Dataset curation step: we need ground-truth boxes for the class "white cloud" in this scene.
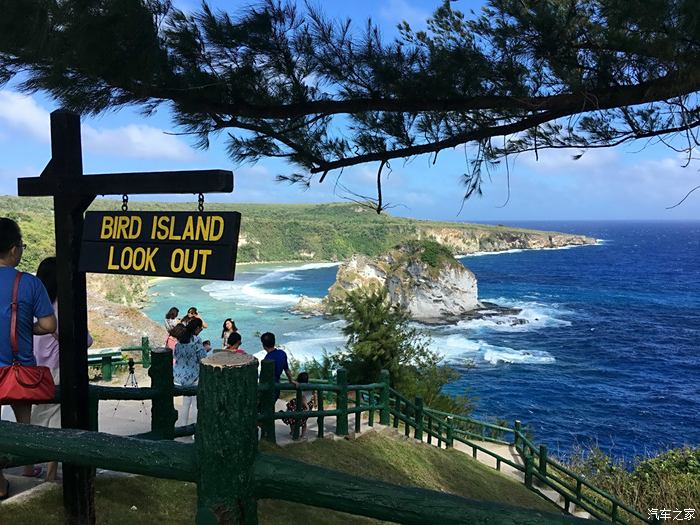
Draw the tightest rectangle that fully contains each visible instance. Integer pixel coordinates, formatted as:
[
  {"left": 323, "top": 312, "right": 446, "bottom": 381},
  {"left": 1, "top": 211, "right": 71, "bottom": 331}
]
[
  {"left": 0, "top": 91, "right": 50, "bottom": 141},
  {"left": 0, "top": 91, "right": 195, "bottom": 161},
  {"left": 81, "top": 124, "right": 195, "bottom": 161}
]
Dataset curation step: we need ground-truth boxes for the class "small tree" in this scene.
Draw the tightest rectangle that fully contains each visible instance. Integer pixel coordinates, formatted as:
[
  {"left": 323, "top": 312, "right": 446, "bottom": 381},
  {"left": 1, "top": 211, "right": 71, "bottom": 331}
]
[{"left": 335, "top": 286, "right": 472, "bottom": 415}]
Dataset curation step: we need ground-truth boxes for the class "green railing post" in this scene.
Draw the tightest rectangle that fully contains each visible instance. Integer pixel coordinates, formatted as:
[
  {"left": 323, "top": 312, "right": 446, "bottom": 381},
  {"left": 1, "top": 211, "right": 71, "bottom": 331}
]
[
  {"left": 538, "top": 444, "right": 548, "bottom": 479},
  {"left": 414, "top": 396, "right": 424, "bottom": 441},
  {"left": 259, "top": 360, "right": 276, "bottom": 444},
  {"left": 196, "top": 352, "right": 258, "bottom": 524},
  {"left": 576, "top": 479, "right": 582, "bottom": 503},
  {"left": 524, "top": 453, "right": 533, "bottom": 488},
  {"left": 514, "top": 420, "right": 521, "bottom": 449},
  {"left": 88, "top": 387, "right": 99, "bottom": 432},
  {"left": 446, "top": 416, "right": 454, "bottom": 449},
  {"left": 379, "top": 369, "right": 390, "bottom": 425},
  {"left": 100, "top": 355, "right": 112, "bottom": 382},
  {"left": 292, "top": 386, "right": 302, "bottom": 441},
  {"left": 149, "top": 348, "right": 176, "bottom": 440},
  {"left": 354, "top": 390, "right": 362, "bottom": 434},
  {"left": 141, "top": 336, "right": 151, "bottom": 368},
  {"left": 316, "top": 384, "right": 325, "bottom": 439},
  {"left": 336, "top": 368, "right": 348, "bottom": 436}
]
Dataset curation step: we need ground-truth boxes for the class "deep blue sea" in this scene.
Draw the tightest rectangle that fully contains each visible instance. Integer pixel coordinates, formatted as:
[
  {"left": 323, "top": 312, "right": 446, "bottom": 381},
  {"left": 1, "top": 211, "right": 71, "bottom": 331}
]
[{"left": 144, "top": 221, "right": 700, "bottom": 459}]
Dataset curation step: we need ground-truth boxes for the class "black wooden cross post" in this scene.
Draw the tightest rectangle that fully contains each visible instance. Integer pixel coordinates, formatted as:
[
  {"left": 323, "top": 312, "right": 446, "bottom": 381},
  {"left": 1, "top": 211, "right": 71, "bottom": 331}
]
[{"left": 17, "top": 110, "right": 233, "bottom": 525}]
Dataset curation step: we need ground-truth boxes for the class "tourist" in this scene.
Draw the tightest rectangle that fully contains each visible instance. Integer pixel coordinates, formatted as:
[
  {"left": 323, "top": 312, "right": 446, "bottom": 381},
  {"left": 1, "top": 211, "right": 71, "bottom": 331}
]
[
  {"left": 282, "top": 372, "right": 314, "bottom": 439},
  {"left": 28, "top": 257, "right": 94, "bottom": 482},
  {"left": 173, "top": 317, "right": 207, "bottom": 427},
  {"left": 220, "top": 318, "right": 237, "bottom": 349},
  {"left": 225, "top": 332, "right": 246, "bottom": 354},
  {"left": 0, "top": 218, "right": 57, "bottom": 498},
  {"left": 260, "top": 332, "right": 297, "bottom": 400},
  {"left": 164, "top": 307, "right": 180, "bottom": 350},
  {"left": 183, "top": 306, "right": 208, "bottom": 329}
]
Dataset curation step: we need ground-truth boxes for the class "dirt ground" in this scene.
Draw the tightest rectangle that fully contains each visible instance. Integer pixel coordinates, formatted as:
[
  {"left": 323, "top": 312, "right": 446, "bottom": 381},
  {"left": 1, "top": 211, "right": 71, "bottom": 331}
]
[{"left": 87, "top": 290, "right": 165, "bottom": 349}]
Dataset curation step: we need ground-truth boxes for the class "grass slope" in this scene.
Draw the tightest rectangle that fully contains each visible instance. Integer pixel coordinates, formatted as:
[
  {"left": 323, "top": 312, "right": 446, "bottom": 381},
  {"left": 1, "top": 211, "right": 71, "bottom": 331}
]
[
  {"left": 0, "top": 431, "right": 559, "bottom": 524},
  {"left": 0, "top": 196, "right": 576, "bottom": 271}
]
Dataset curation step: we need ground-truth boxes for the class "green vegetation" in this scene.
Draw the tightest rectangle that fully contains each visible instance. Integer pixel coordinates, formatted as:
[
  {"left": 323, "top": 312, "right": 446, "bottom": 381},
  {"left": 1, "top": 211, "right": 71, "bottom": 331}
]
[
  {"left": 565, "top": 446, "right": 700, "bottom": 524},
  {"left": 410, "top": 239, "right": 456, "bottom": 269},
  {"left": 0, "top": 196, "right": 576, "bottom": 272},
  {"left": 0, "top": 431, "right": 558, "bottom": 524},
  {"left": 329, "top": 286, "right": 472, "bottom": 415}
]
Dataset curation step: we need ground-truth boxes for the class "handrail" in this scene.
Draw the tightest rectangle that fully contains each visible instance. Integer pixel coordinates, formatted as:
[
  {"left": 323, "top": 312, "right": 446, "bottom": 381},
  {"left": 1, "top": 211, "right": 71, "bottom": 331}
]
[
  {"left": 425, "top": 407, "right": 513, "bottom": 434},
  {"left": 509, "top": 429, "right": 652, "bottom": 524},
  {"left": 68, "top": 349, "right": 651, "bottom": 524}
]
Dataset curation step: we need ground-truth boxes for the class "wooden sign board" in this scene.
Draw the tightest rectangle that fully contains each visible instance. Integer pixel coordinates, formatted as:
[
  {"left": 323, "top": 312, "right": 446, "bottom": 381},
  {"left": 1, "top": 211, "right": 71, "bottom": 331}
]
[{"left": 79, "top": 211, "right": 241, "bottom": 280}]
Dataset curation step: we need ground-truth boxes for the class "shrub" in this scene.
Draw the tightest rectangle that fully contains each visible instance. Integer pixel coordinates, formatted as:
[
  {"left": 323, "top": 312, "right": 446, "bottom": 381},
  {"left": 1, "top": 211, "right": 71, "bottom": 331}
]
[{"left": 331, "top": 286, "right": 472, "bottom": 415}]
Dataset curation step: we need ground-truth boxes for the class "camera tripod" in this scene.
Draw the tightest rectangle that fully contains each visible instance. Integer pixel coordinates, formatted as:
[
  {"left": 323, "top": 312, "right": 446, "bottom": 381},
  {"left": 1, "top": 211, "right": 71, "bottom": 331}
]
[{"left": 112, "top": 358, "right": 149, "bottom": 417}]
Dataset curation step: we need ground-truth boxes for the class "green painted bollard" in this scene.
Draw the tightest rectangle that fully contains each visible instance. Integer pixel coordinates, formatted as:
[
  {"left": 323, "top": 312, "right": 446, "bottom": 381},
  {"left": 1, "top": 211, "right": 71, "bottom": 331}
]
[
  {"left": 379, "top": 369, "right": 390, "bottom": 425},
  {"left": 259, "top": 360, "right": 276, "bottom": 444},
  {"left": 316, "top": 385, "right": 325, "bottom": 439},
  {"left": 141, "top": 337, "right": 151, "bottom": 368},
  {"left": 292, "top": 385, "right": 303, "bottom": 441},
  {"left": 354, "top": 390, "right": 362, "bottom": 434},
  {"left": 524, "top": 453, "right": 533, "bottom": 488},
  {"left": 196, "top": 352, "right": 258, "bottom": 525},
  {"left": 101, "top": 356, "right": 112, "bottom": 382},
  {"left": 336, "top": 368, "right": 348, "bottom": 436},
  {"left": 514, "top": 420, "right": 521, "bottom": 450},
  {"left": 414, "top": 396, "right": 424, "bottom": 441},
  {"left": 88, "top": 387, "right": 99, "bottom": 432},
  {"left": 538, "top": 444, "right": 547, "bottom": 479},
  {"left": 446, "top": 416, "right": 454, "bottom": 449},
  {"left": 149, "top": 348, "right": 177, "bottom": 440}
]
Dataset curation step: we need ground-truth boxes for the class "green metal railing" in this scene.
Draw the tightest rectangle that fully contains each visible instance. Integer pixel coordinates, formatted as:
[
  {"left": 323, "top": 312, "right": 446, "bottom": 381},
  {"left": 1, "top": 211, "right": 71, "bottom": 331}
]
[
  {"left": 397, "top": 407, "right": 656, "bottom": 525},
  {"left": 0, "top": 342, "right": 651, "bottom": 525},
  {"left": 88, "top": 336, "right": 151, "bottom": 381},
  {"left": 0, "top": 351, "right": 591, "bottom": 525}
]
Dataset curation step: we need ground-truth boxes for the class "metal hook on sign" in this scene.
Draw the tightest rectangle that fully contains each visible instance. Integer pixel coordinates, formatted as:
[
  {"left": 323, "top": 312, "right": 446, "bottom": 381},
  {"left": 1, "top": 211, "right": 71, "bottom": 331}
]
[
  {"left": 121, "top": 194, "right": 129, "bottom": 212},
  {"left": 197, "top": 192, "right": 205, "bottom": 212}
]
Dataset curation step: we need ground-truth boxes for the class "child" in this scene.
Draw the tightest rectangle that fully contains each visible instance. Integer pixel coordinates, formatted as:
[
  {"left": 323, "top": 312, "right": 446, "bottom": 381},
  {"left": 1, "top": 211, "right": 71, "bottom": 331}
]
[
  {"left": 225, "top": 332, "right": 247, "bottom": 354},
  {"left": 202, "top": 340, "right": 212, "bottom": 357},
  {"left": 282, "top": 372, "right": 314, "bottom": 439}
]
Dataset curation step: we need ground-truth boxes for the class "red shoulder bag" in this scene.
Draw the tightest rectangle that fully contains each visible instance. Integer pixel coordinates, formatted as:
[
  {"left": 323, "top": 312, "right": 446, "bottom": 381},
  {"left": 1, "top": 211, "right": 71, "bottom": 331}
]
[{"left": 0, "top": 272, "right": 56, "bottom": 403}]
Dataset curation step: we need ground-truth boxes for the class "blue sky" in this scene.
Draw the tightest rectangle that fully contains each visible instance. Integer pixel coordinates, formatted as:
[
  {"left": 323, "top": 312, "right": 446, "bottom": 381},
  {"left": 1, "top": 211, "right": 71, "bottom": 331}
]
[{"left": 0, "top": 0, "right": 698, "bottom": 221}]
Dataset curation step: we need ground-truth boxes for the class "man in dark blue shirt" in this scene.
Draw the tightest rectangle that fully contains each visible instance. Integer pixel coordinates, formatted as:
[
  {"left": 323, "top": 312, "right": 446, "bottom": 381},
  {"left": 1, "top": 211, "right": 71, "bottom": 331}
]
[
  {"left": 261, "top": 332, "right": 296, "bottom": 400},
  {"left": 0, "top": 218, "right": 56, "bottom": 498}
]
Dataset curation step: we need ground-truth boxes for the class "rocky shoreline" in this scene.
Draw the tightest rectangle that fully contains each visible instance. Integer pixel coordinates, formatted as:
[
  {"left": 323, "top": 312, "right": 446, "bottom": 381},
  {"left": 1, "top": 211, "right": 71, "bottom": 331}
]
[{"left": 86, "top": 235, "right": 596, "bottom": 346}]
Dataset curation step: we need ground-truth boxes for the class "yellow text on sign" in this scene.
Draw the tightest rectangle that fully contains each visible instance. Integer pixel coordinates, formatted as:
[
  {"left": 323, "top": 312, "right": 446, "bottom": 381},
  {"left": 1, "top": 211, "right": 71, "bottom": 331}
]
[
  {"left": 150, "top": 215, "right": 225, "bottom": 241},
  {"left": 100, "top": 216, "right": 142, "bottom": 240},
  {"left": 107, "top": 246, "right": 158, "bottom": 272},
  {"left": 106, "top": 246, "right": 213, "bottom": 275},
  {"left": 170, "top": 249, "right": 212, "bottom": 275}
]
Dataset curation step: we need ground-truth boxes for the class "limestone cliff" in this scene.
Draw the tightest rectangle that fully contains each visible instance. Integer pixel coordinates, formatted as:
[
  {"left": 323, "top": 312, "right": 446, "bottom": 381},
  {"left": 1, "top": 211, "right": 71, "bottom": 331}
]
[
  {"left": 326, "top": 240, "right": 479, "bottom": 323},
  {"left": 417, "top": 226, "right": 594, "bottom": 254}
]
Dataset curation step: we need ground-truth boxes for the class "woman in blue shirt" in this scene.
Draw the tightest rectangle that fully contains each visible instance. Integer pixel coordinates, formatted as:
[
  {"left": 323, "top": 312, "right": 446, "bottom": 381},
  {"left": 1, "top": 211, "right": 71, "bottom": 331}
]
[{"left": 173, "top": 317, "right": 206, "bottom": 427}]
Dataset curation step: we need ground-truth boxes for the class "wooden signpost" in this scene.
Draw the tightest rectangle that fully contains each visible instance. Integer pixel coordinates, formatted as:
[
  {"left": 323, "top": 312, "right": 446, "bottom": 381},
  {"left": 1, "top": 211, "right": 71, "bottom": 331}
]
[{"left": 17, "top": 110, "right": 235, "bottom": 525}]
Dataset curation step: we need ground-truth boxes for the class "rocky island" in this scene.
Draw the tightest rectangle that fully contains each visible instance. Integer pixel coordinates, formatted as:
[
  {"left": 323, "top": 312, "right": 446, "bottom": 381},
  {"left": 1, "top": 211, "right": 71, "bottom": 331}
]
[{"left": 294, "top": 240, "right": 527, "bottom": 324}]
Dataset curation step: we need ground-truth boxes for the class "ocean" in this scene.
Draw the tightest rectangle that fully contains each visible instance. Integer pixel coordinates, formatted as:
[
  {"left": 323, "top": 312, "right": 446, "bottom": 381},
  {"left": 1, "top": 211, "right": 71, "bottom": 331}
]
[{"left": 143, "top": 221, "right": 700, "bottom": 460}]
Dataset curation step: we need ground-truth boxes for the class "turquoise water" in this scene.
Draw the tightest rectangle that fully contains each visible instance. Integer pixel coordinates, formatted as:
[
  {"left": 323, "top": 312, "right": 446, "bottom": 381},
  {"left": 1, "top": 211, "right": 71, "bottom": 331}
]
[{"left": 143, "top": 222, "right": 700, "bottom": 458}]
